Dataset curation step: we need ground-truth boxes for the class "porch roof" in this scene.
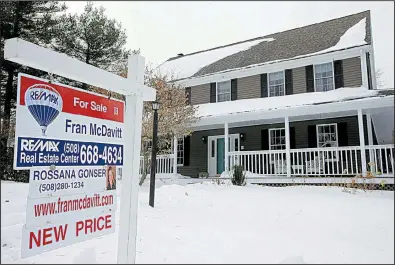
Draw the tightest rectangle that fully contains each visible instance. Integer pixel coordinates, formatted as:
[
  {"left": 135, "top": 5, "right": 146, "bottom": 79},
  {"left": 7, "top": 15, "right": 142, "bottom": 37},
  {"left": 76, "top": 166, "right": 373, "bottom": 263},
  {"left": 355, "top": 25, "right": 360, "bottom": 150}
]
[{"left": 193, "top": 87, "right": 394, "bottom": 130}]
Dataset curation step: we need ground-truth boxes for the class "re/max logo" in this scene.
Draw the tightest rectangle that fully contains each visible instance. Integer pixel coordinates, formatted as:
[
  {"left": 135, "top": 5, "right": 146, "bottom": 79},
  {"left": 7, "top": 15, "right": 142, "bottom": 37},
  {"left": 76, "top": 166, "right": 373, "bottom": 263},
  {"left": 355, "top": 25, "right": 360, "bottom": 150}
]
[
  {"left": 20, "top": 139, "right": 59, "bottom": 152},
  {"left": 30, "top": 91, "right": 59, "bottom": 104}
]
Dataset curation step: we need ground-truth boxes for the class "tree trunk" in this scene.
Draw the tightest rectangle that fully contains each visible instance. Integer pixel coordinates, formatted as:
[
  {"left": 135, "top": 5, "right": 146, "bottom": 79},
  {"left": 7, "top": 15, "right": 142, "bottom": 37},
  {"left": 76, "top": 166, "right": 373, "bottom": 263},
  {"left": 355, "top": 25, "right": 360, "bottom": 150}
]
[
  {"left": 81, "top": 50, "right": 90, "bottom": 90},
  {"left": 0, "top": 67, "right": 14, "bottom": 179}
]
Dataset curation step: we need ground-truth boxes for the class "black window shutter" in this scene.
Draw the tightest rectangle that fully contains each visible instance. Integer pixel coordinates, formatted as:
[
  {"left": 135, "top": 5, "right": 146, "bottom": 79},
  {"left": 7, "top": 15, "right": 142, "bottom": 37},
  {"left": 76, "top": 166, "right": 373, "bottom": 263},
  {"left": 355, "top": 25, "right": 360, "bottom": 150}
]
[
  {"left": 334, "top": 60, "right": 344, "bottom": 89},
  {"left": 210, "top": 83, "right": 216, "bottom": 103},
  {"left": 305, "top": 65, "right": 315, "bottom": 93},
  {"left": 285, "top": 69, "right": 293, "bottom": 95},
  {"left": 261, "top": 74, "right": 268, "bottom": 98},
  {"left": 185, "top": 87, "right": 191, "bottom": 105},
  {"left": 337, "top": 122, "right": 348, "bottom": 146},
  {"left": 366, "top": 52, "right": 373, "bottom": 90},
  {"left": 183, "top": 135, "right": 191, "bottom": 166},
  {"left": 231, "top": 79, "right": 237, "bottom": 100},
  {"left": 261, "top": 129, "right": 269, "bottom": 150},
  {"left": 290, "top": 127, "right": 296, "bottom": 149},
  {"left": 307, "top": 125, "right": 317, "bottom": 148}
]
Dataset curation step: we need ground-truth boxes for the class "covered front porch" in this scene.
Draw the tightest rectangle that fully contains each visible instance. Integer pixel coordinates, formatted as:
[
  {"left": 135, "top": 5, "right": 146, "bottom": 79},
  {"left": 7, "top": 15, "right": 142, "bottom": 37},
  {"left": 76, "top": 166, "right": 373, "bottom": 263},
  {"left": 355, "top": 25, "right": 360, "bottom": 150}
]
[
  {"left": 140, "top": 88, "right": 394, "bottom": 184},
  {"left": 187, "top": 88, "right": 394, "bottom": 182}
]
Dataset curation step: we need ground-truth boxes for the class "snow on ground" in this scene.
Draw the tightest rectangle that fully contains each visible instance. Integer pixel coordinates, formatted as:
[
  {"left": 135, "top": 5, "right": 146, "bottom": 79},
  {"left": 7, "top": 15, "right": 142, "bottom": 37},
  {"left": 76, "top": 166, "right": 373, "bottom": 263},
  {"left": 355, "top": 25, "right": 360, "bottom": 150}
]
[
  {"left": 196, "top": 87, "right": 379, "bottom": 118},
  {"left": 156, "top": 38, "right": 275, "bottom": 80},
  {"left": 1, "top": 180, "right": 394, "bottom": 264}
]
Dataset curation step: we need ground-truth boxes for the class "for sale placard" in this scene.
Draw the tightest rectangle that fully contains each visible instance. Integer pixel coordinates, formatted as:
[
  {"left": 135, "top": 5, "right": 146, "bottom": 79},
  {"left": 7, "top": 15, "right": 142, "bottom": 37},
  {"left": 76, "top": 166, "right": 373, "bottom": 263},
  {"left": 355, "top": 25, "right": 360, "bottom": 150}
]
[
  {"left": 14, "top": 74, "right": 123, "bottom": 258},
  {"left": 14, "top": 73, "right": 125, "bottom": 169}
]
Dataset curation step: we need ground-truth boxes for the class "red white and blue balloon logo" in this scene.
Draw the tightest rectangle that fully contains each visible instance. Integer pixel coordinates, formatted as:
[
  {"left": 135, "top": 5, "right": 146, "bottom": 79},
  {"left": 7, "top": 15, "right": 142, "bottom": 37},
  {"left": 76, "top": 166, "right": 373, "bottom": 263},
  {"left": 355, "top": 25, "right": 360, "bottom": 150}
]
[{"left": 24, "top": 84, "right": 63, "bottom": 136}]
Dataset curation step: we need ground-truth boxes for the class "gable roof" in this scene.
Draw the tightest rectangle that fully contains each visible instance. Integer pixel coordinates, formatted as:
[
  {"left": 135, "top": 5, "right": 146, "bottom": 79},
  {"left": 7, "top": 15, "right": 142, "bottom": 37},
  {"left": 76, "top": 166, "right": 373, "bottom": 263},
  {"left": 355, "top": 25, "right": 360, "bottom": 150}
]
[{"left": 158, "top": 10, "right": 371, "bottom": 81}]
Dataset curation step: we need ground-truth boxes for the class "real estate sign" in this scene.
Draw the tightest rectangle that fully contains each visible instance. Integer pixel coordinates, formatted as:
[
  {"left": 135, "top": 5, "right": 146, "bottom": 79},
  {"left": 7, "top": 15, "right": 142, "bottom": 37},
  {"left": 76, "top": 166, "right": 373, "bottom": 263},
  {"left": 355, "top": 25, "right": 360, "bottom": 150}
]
[{"left": 14, "top": 74, "right": 124, "bottom": 258}]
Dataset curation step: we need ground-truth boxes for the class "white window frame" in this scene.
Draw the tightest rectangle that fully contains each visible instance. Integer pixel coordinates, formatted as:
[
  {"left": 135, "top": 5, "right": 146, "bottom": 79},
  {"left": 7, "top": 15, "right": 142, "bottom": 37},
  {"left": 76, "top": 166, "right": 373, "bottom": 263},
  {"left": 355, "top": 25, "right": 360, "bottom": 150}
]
[
  {"left": 316, "top": 123, "right": 339, "bottom": 148},
  {"left": 267, "top": 70, "right": 285, "bottom": 97},
  {"left": 268, "top": 128, "right": 286, "bottom": 150},
  {"left": 176, "top": 137, "right": 184, "bottom": 166},
  {"left": 313, "top": 61, "right": 335, "bottom": 92},
  {"left": 216, "top": 80, "right": 231, "bottom": 102}
]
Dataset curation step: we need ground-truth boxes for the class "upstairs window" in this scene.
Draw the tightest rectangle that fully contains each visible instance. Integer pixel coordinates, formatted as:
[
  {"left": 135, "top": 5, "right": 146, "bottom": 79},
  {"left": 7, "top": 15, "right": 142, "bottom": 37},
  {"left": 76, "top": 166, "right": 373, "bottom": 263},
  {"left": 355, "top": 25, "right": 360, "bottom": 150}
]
[
  {"left": 268, "top": 71, "right": 285, "bottom": 97},
  {"left": 217, "top": 80, "right": 231, "bottom": 102},
  {"left": 314, "top": 62, "right": 334, "bottom": 92}
]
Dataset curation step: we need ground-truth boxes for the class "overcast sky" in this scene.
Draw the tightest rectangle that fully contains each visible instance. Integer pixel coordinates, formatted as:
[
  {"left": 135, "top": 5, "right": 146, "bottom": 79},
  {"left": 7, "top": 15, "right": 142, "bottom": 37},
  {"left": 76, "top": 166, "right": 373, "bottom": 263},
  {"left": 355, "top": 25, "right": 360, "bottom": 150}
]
[{"left": 65, "top": 1, "right": 394, "bottom": 88}]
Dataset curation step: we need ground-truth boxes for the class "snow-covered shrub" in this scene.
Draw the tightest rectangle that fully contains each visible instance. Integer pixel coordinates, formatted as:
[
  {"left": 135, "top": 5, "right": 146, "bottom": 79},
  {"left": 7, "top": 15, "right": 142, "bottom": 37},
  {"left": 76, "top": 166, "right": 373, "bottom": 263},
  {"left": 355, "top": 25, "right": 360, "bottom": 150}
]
[
  {"left": 199, "top": 172, "right": 209, "bottom": 178},
  {"left": 231, "top": 165, "right": 246, "bottom": 186}
]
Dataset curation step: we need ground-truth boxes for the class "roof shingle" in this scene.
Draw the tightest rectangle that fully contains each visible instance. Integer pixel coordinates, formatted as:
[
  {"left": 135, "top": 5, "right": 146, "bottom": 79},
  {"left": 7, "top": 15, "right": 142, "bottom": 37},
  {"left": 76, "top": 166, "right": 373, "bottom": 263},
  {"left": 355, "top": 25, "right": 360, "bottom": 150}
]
[{"left": 160, "top": 10, "right": 371, "bottom": 81}]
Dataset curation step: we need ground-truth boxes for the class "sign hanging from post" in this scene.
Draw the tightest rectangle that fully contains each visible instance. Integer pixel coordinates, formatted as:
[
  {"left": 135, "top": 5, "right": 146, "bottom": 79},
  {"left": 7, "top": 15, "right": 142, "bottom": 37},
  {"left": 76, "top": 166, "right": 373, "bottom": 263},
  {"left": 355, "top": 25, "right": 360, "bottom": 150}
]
[
  {"left": 14, "top": 74, "right": 124, "bottom": 169},
  {"left": 6, "top": 38, "right": 156, "bottom": 264},
  {"left": 14, "top": 73, "right": 125, "bottom": 258}
]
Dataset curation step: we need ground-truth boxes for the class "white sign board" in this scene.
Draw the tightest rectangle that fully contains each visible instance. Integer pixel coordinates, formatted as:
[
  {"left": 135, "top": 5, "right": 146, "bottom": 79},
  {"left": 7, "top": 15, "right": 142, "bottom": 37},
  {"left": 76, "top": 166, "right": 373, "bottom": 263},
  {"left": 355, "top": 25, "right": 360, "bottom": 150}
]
[
  {"left": 14, "top": 73, "right": 124, "bottom": 258},
  {"left": 21, "top": 211, "right": 116, "bottom": 258},
  {"left": 14, "top": 73, "right": 124, "bottom": 169}
]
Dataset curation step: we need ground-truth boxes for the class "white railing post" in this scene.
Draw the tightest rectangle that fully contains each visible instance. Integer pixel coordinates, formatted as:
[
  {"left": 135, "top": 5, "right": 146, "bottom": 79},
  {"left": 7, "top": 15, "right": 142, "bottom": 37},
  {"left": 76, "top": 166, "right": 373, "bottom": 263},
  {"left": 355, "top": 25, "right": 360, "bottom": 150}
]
[
  {"left": 358, "top": 109, "right": 367, "bottom": 177},
  {"left": 173, "top": 136, "right": 178, "bottom": 176},
  {"left": 366, "top": 112, "right": 375, "bottom": 174},
  {"left": 285, "top": 116, "right": 291, "bottom": 177},
  {"left": 224, "top": 122, "right": 229, "bottom": 172}
]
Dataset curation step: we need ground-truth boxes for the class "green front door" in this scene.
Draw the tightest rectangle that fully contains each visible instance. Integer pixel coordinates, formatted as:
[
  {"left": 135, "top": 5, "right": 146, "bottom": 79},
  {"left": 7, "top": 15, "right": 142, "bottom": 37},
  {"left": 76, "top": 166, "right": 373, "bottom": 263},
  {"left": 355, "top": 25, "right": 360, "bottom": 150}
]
[{"left": 217, "top": 138, "right": 225, "bottom": 174}]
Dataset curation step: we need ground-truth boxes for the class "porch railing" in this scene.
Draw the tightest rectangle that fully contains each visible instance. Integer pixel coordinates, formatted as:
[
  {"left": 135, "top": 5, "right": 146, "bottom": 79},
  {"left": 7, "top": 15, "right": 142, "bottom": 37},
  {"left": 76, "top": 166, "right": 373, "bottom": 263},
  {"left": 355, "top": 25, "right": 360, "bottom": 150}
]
[
  {"left": 229, "top": 144, "right": 394, "bottom": 177},
  {"left": 139, "top": 154, "right": 175, "bottom": 175},
  {"left": 366, "top": 145, "right": 394, "bottom": 176}
]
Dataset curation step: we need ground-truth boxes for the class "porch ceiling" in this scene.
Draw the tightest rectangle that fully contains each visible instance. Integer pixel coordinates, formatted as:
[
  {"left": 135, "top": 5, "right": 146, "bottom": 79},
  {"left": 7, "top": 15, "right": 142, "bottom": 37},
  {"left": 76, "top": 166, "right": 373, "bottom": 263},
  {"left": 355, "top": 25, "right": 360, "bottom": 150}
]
[{"left": 192, "top": 93, "right": 394, "bottom": 131}]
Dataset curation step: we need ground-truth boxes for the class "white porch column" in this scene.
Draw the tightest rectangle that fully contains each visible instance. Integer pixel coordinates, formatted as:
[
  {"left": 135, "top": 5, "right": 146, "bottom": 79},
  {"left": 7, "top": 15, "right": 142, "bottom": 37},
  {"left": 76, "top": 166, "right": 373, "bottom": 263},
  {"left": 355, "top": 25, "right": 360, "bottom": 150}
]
[
  {"left": 360, "top": 49, "right": 369, "bottom": 88},
  {"left": 366, "top": 112, "right": 375, "bottom": 173},
  {"left": 285, "top": 116, "right": 291, "bottom": 177},
  {"left": 358, "top": 109, "right": 367, "bottom": 177},
  {"left": 224, "top": 122, "right": 229, "bottom": 172},
  {"left": 173, "top": 136, "right": 178, "bottom": 176}
]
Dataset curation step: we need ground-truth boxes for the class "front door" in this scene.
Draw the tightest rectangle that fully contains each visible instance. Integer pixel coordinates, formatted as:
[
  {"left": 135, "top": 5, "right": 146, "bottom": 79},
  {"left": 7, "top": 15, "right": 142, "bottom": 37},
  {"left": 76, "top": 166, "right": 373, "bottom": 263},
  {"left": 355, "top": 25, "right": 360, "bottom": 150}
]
[
  {"left": 208, "top": 134, "right": 240, "bottom": 176},
  {"left": 217, "top": 138, "right": 225, "bottom": 174}
]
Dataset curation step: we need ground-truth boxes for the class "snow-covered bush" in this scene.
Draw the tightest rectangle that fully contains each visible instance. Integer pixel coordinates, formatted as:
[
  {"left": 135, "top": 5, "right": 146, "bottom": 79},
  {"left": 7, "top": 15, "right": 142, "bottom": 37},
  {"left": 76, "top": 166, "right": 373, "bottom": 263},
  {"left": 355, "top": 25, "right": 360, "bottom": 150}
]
[
  {"left": 231, "top": 165, "right": 246, "bottom": 186},
  {"left": 199, "top": 172, "right": 209, "bottom": 178}
]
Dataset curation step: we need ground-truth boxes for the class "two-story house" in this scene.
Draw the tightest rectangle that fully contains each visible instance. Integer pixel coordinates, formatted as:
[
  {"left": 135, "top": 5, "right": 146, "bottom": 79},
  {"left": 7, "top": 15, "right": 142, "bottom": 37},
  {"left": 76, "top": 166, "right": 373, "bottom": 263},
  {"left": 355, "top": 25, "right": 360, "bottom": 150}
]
[{"left": 155, "top": 10, "right": 394, "bottom": 182}]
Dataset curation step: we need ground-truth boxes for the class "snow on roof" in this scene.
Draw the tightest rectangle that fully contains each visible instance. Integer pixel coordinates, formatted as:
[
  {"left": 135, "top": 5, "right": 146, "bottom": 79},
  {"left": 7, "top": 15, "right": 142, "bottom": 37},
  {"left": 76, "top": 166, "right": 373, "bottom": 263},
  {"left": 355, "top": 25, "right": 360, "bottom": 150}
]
[
  {"left": 156, "top": 38, "right": 275, "bottom": 80},
  {"left": 157, "top": 11, "right": 370, "bottom": 81},
  {"left": 180, "top": 17, "right": 369, "bottom": 81},
  {"left": 196, "top": 87, "right": 383, "bottom": 118},
  {"left": 299, "top": 17, "right": 367, "bottom": 57}
]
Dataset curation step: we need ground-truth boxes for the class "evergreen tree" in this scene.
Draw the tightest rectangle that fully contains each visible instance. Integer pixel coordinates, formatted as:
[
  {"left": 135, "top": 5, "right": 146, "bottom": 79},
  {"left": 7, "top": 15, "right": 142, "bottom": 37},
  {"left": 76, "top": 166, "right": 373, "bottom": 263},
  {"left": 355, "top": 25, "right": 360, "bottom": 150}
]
[
  {"left": 52, "top": 2, "right": 130, "bottom": 89},
  {"left": 0, "top": 1, "right": 66, "bottom": 180}
]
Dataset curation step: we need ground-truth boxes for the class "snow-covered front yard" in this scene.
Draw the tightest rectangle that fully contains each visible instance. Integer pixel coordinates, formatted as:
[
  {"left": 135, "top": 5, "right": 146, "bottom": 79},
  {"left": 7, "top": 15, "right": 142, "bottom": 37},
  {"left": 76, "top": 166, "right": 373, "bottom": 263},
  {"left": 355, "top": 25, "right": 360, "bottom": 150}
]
[{"left": 1, "top": 180, "right": 394, "bottom": 264}]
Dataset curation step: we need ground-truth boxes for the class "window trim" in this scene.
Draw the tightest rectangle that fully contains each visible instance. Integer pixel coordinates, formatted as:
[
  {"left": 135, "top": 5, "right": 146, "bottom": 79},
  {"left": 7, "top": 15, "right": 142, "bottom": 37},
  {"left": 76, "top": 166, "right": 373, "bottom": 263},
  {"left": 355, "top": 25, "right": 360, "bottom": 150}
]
[
  {"left": 313, "top": 61, "right": 336, "bottom": 92},
  {"left": 268, "top": 127, "right": 286, "bottom": 150},
  {"left": 267, "top": 70, "right": 286, "bottom": 97},
  {"left": 216, "top": 80, "right": 231, "bottom": 102},
  {"left": 316, "top": 123, "right": 339, "bottom": 148}
]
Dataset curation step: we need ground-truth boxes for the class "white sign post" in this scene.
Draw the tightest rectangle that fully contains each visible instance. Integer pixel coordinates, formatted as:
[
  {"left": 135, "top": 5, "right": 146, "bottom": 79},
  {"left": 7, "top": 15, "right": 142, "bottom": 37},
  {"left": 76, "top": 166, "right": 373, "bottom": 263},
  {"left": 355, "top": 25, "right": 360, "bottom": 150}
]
[{"left": 5, "top": 38, "right": 156, "bottom": 263}]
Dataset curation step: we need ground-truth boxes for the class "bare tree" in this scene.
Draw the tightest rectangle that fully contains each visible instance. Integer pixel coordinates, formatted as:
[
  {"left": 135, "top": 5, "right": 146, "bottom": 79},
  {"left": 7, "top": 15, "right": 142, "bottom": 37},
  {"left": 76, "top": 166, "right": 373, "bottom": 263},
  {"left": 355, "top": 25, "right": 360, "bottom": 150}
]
[
  {"left": 89, "top": 65, "right": 199, "bottom": 185},
  {"left": 138, "top": 67, "right": 199, "bottom": 185}
]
